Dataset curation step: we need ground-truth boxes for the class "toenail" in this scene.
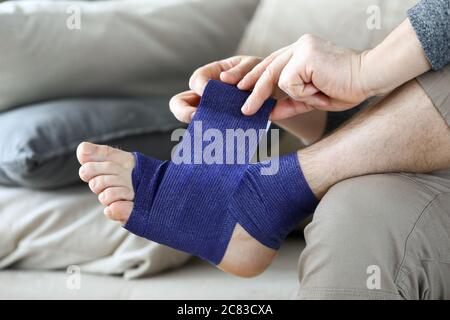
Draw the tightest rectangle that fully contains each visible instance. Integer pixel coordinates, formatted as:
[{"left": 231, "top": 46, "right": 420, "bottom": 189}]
[{"left": 82, "top": 142, "right": 93, "bottom": 154}]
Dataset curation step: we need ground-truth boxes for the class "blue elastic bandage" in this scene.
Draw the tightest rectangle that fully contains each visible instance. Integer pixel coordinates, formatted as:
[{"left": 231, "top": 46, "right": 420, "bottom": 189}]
[{"left": 125, "top": 80, "right": 318, "bottom": 264}]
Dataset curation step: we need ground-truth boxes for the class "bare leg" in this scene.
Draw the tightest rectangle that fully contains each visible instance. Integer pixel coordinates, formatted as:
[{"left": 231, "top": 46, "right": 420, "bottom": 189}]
[
  {"left": 227, "top": 79, "right": 449, "bottom": 275},
  {"left": 300, "top": 80, "right": 450, "bottom": 198},
  {"left": 77, "top": 79, "right": 449, "bottom": 277}
]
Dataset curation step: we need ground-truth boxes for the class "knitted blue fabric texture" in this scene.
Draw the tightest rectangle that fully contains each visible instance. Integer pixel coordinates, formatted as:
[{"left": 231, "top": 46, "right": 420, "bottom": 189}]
[
  {"left": 228, "top": 154, "right": 318, "bottom": 250},
  {"left": 124, "top": 80, "right": 318, "bottom": 264}
]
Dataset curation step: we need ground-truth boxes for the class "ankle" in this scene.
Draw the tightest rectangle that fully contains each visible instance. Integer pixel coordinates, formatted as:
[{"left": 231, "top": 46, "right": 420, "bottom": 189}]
[{"left": 297, "top": 148, "right": 337, "bottom": 198}]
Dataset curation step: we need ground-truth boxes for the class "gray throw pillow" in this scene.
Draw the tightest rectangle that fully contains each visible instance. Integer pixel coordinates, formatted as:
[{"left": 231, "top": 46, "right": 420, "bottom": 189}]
[{"left": 0, "top": 97, "right": 182, "bottom": 189}]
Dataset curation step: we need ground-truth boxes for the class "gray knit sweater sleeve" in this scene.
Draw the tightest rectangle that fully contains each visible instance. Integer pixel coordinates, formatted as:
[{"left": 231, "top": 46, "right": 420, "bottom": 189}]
[{"left": 407, "top": 0, "right": 450, "bottom": 70}]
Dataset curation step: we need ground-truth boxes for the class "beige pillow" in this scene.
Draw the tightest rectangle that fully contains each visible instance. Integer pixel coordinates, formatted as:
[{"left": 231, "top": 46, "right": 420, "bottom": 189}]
[
  {"left": 0, "top": 0, "right": 258, "bottom": 111},
  {"left": 238, "top": 0, "right": 419, "bottom": 56},
  {"left": 0, "top": 185, "right": 190, "bottom": 279}
]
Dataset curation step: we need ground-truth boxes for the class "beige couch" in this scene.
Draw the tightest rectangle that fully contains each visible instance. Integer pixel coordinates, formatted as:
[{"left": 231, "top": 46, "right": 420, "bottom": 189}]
[
  {"left": 0, "top": 240, "right": 303, "bottom": 300},
  {"left": 0, "top": 0, "right": 417, "bottom": 299}
]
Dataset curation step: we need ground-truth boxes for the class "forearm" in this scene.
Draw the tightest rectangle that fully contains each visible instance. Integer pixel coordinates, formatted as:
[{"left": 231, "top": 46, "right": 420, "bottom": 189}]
[{"left": 361, "top": 18, "right": 431, "bottom": 97}]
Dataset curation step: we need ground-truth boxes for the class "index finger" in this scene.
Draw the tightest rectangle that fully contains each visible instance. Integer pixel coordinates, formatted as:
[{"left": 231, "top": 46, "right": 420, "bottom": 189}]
[
  {"left": 241, "top": 50, "right": 293, "bottom": 116},
  {"left": 189, "top": 61, "right": 224, "bottom": 96},
  {"left": 238, "top": 45, "right": 291, "bottom": 91},
  {"left": 189, "top": 56, "right": 245, "bottom": 96}
]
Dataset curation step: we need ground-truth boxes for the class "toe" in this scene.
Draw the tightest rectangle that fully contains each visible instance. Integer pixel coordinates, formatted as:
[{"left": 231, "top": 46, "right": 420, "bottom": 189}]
[
  {"left": 77, "top": 142, "right": 135, "bottom": 169},
  {"left": 76, "top": 142, "right": 97, "bottom": 165},
  {"left": 89, "top": 175, "right": 129, "bottom": 194},
  {"left": 79, "top": 162, "right": 127, "bottom": 182},
  {"left": 98, "top": 187, "right": 134, "bottom": 206},
  {"left": 105, "top": 201, "right": 134, "bottom": 224}
]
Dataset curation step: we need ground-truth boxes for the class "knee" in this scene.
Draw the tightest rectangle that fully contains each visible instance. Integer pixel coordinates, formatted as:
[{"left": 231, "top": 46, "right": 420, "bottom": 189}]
[
  {"left": 301, "top": 175, "right": 392, "bottom": 272},
  {"left": 297, "top": 174, "right": 423, "bottom": 298},
  {"left": 308, "top": 173, "right": 427, "bottom": 244},
  {"left": 308, "top": 175, "right": 391, "bottom": 244}
]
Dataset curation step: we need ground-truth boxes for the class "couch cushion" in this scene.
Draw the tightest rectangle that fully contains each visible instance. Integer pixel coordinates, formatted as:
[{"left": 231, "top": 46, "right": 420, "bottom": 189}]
[
  {"left": 0, "top": 183, "right": 191, "bottom": 279},
  {"left": 238, "top": 0, "right": 419, "bottom": 56},
  {"left": 0, "top": 0, "right": 258, "bottom": 111},
  {"left": 0, "top": 239, "right": 304, "bottom": 299}
]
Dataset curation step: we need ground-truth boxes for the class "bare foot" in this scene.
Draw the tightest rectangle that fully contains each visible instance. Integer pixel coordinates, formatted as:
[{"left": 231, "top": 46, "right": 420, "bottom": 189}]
[{"left": 76, "top": 142, "right": 276, "bottom": 277}]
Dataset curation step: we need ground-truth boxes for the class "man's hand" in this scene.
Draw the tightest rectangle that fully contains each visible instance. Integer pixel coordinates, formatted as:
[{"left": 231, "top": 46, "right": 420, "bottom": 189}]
[
  {"left": 237, "top": 35, "right": 372, "bottom": 120},
  {"left": 238, "top": 18, "right": 431, "bottom": 121},
  {"left": 169, "top": 56, "right": 262, "bottom": 123}
]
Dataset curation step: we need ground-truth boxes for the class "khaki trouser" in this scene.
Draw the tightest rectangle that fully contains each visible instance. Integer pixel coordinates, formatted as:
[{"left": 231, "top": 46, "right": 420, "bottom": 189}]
[{"left": 297, "top": 65, "right": 450, "bottom": 300}]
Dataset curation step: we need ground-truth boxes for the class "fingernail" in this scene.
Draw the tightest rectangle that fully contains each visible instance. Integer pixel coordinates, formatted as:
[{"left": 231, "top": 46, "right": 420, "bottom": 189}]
[
  {"left": 241, "top": 104, "right": 248, "bottom": 114},
  {"left": 190, "top": 112, "right": 196, "bottom": 121},
  {"left": 104, "top": 207, "right": 111, "bottom": 216}
]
